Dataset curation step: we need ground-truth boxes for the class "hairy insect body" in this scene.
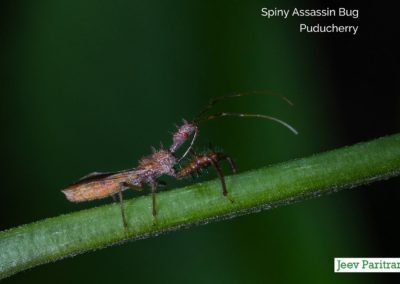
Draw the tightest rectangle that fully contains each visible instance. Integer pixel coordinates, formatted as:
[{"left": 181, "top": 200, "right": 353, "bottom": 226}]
[{"left": 137, "top": 149, "right": 176, "bottom": 182}]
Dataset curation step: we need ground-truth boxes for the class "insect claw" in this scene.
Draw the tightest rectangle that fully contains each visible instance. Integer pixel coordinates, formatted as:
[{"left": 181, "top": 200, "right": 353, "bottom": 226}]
[{"left": 151, "top": 146, "right": 157, "bottom": 153}]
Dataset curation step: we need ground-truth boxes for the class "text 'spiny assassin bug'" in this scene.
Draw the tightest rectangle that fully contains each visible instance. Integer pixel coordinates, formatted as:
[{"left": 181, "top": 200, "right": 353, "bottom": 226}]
[{"left": 62, "top": 92, "right": 298, "bottom": 229}]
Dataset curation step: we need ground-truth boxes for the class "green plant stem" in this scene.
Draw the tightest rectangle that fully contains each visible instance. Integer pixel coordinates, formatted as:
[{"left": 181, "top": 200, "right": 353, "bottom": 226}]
[{"left": 1, "top": 134, "right": 400, "bottom": 279}]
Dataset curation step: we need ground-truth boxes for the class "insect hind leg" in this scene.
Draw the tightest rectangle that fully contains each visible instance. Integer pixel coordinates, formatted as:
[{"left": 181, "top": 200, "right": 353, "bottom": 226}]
[
  {"left": 116, "top": 187, "right": 128, "bottom": 234},
  {"left": 116, "top": 180, "right": 145, "bottom": 233}
]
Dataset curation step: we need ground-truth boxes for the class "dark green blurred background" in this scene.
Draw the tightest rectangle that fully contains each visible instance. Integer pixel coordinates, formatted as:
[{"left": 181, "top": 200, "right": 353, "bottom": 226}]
[{"left": 1, "top": 0, "right": 399, "bottom": 283}]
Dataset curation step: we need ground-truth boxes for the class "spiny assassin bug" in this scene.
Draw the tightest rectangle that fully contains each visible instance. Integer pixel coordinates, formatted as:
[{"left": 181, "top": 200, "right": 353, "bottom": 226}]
[{"left": 62, "top": 92, "right": 297, "bottom": 229}]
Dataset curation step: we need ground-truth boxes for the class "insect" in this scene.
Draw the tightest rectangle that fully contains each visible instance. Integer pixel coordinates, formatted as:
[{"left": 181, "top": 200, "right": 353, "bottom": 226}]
[{"left": 62, "top": 92, "right": 297, "bottom": 229}]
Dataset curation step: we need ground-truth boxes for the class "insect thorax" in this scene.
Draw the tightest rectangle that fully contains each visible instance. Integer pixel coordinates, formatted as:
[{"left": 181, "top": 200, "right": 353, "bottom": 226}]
[{"left": 138, "top": 149, "right": 177, "bottom": 180}]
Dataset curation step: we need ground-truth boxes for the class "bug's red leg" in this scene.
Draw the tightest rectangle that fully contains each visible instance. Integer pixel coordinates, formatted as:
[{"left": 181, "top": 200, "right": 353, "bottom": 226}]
[
  {"left": 209, "top": 158, "right": 228, "bottom": 196},
  {"left": 208, "top": 156, "right": 235, "bottom": 203}
]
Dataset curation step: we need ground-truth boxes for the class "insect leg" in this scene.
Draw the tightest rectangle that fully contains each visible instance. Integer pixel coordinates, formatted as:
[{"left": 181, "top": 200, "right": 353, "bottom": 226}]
[
  {"left": 209, "top": 158, "right": 228, "bottom": 197},
  {"left": 150, "top": 180, "right": 158, "bottom": 225},
  {"left": 178, "top": 127, "right": 199, "bottom": 162},
  {"left": 117, "top": 187, "right": 128, "bottom": 232},
  {"left": 211, "top": 157, "right": 235, "bottom": 203},
  {"left": 221, "top": 154, "right": 237, "bottom": 174}
]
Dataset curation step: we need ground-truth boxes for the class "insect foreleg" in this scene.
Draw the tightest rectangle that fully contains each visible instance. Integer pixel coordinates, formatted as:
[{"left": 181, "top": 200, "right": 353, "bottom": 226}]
[{"left": 178, "top": 127, "right": 199, "bottom": 162}]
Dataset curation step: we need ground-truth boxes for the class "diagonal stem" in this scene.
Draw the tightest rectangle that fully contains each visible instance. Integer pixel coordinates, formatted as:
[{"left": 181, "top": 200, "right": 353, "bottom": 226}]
[{"left": 1, "top": 133, "right": 400, "bottom": 279}]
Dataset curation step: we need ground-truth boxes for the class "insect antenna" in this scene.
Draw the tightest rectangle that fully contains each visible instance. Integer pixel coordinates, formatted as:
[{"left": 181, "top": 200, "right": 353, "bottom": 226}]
[
  {"left": 175, "top": 91, "right": 297, "bottom": 162},
  {"left": 193, "top": 90, "right": 293, "bottom": 123},
  {"left": 198, "top": 112, "right": 298, "bottom": 135}
]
